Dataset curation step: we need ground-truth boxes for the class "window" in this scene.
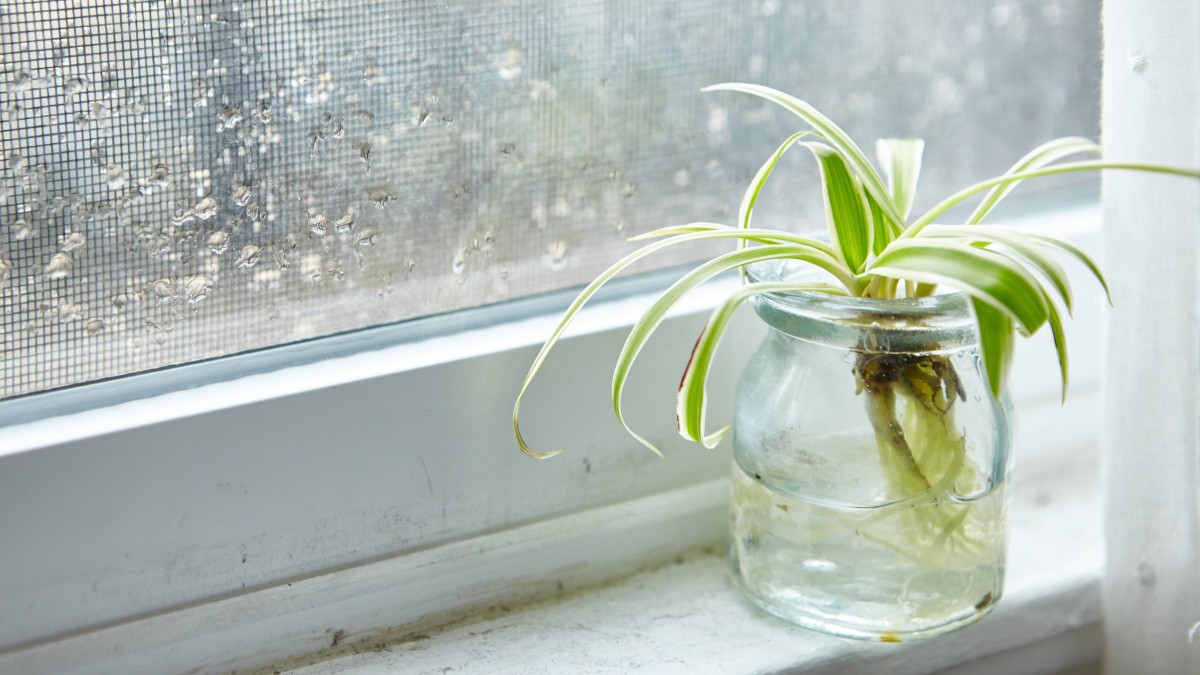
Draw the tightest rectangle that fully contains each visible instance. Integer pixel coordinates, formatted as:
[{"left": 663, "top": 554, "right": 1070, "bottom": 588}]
[
  {"left": 0, "top": 0, "right": 1097, "bottom": 401},
  {"left": 0, "top": 1, "right": 1112, "bottom": 673}
]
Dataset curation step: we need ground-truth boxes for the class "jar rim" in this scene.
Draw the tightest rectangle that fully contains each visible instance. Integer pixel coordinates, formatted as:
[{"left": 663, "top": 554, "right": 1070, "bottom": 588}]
[{"left": 744, "top": 259, "right": 978, "bottom": 349}]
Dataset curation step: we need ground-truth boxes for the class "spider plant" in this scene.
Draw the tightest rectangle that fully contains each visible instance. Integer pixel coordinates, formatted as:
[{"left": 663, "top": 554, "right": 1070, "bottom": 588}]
[{"left": 513, "top": 82, "right": 1200, "bottom": 481}]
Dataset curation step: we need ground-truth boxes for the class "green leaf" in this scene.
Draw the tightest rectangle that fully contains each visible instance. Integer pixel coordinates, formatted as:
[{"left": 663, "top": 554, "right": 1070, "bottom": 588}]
[
  {"left": 920, "top": 225, "right": 1074, "bottom": 314},
  {"left": 627, "top": 222, "right": 840, "bottom": 259},
  {"left": 967, "top": 137, "right": 1100, "bottom": 224},
  {"left": 703, "top": 83, "right": 905, "bottom": 227},
  {"left": 738, "top": 131, "right": 819, "bottom": 232},
  {"left": 876, "top": 138, "right": 925, "bottom": 221},
  {"left": 804, "top": 142, "right": 871, "bottom": 273},
  {"left": 971, "top": 298, "right": 1015, "bottom": 399},
  {"left": 513, "top": 228, "right": 854, "bottom": 458},
  {"left": 1027, "top": 233, "right": 1112, "bottom": 305},
  {"left": 677, "top": 282, "right": 846, "bottom": 447},
  {"left": 1045, "top": 297, "right": 1069, "bottom": 403},
  {"left": 612, "top": 244, "right": 854, "bottom": 457},
  {"left": 865, "top": 189, "right": 894, "bottom": 256},
  {"left": 905, "top": 160, "right": 1200, "bottom": 238},
  {"left": 869, "top": 239, "right": 1049, "bottom": 336}
]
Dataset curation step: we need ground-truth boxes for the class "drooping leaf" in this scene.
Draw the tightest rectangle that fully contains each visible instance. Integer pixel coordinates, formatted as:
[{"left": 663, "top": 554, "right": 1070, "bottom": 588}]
[
  {"left": 876, "top": 138, "right": 925, "bottom": 221},
  {"left": 967, "top": 137, "right": 1101, "bottom": 225},
  {"left": 628, "top": 222, "right": 840, "bottom": 259},
  {"left": 703, "top": 83, "right": 905, "bottom": 227},
  {"left": 971, "top": 298, "right": 1015, "bottom": 399},
  {"left": 1027, "top": 233, "right": 1112, "bottom": 305},
  {"left": 738, "top": 131, "right": 819, "bottom": 232},
  {"left": 869, "top": 239, "right": 1049, "bottom": 336},
  {"left": 905, "top": 160, "right": 1200, "bottom": 238},
  {"left": 513, "top": 226, "right": 853, "bottom": 458},
  {"left": 804, "top": 142, "right": 871, "bottom": 273},
  {"left": 611, "top": 244, "right": 854, "bottom": 457},
  {"left": 1045, "top": 296, "right": 1069, "bottom": 403},
  {"left": 676, "top": 282, "right": 846, "bottom": 447},
  {"left": 920, "top": 225, "right": 1074, "bottom": 314}
]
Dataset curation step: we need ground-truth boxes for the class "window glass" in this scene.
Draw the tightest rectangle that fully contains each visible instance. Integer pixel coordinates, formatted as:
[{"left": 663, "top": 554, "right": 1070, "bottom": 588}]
[{"left": 0, "top": 0, "right": 1098, "bottom": 398}]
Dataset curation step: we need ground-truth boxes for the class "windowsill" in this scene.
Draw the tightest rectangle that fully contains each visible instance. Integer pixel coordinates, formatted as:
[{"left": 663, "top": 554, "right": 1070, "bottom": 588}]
[{"left": 276, "top": 387, "right": 1103, "bottom": 675}]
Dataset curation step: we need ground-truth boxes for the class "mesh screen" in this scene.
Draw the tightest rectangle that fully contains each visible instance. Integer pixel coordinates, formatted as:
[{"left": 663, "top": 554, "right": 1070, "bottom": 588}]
[{"left": 0, "top": 0, "right": 1099, "bottom": 400}]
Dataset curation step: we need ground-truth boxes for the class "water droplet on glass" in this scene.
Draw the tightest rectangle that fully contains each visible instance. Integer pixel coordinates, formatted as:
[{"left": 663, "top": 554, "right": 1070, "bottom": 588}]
[
  {"left": 127, "top": 336, "right": 144, "bottom": 352},
  {"left": 105, "top": 165, "right": 127, "bottom": 190},
  {"left": 0, "top": 258, "right": 11, "bottom": 287},
  {"left": 334, "top": 211, "right": 355, "bottom": 233},
  {"left": 207, "top": 230, "right": 230, "bottom": 254},
  {"left": 194, "top": 196, "right": 219, "bottom": 220},
  {"left": 356, "top": 142, "right": 372, "bottom": 172},
  {"left": 451, "top": 247, "right": 467, "bottom": 276},
  {"left": 544, "top": 240, "right": 568, "bottom": 271},
  {"left": 217, "top": 105, "right": 243, "bottom": 130},
  {"left": 58, "top": 301, "right": 83, "bottom": 322},
  {"left": 367, "top": 187, "right": 394, "bottom": 208},
  {"left": 45, "top": 252, "right": 73, "bottom": 279},
  {"left": 495, "top": 48, "right": 523, "bottom": 80},
  {"left": 308, "top": 214, "right": 327, "bottom": 236},
  {"left": 85, "top": 317, "right": 106, "bottom": 335},
  {"left": 60, "top": 231, "right": 86, "bottom": 251},
  {"left": 354, "top": 227, "right": 378, "bottom": 248},
  {"left": 231, "top": 184, "right": 251, "bottom": 206},
  {"left": 236, "top": 244, "right": 261, "bottom": 268},
  {"left": 413, "top": 107, "right": 430, "bottom": 126},
  {"left": 273, "top": 250, "right": 290, "bottom": 270},
  {"left": 112, "top": 292, "right": 139, "bottom": 309},
  {"left": 151, "top": 277, "right": 176, "bottom": 301},
  {"left": 331, "top": 119, "right": 345, "bottom": 139},
  {"left": 147, "top": 163, "right": 171, "bottom": 188},
  {"left": 64, "top": 77, "right": 87, "bottom": 97},
  {"left": 12, "top": 218, "right": 34, "bottom": 240},
  {"left": 7, "top": 152, "right": 27, "bottom": 177},
  {"left": 10, "top": 71, "right": 31, "bottom": 92},
  {"left": 184, "top": 275, "right": 214, "bottom": 303}
]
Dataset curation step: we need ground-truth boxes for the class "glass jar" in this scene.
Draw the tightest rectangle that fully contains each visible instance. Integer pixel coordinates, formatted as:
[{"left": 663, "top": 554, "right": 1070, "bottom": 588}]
[{"left": 729, "top": 262, "right": 1014, "bottom": 641}]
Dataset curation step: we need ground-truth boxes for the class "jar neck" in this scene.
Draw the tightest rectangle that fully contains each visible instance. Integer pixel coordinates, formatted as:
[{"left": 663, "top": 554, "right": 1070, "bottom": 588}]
[{"left": 752, "top": 291, "right": 979, "bottom": 353}]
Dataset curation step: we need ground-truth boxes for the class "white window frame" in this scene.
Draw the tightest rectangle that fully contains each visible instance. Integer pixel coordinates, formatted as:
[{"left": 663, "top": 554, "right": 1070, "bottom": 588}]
[{"left": 0, "top": 204, "right": 1105, "bottom": 674}]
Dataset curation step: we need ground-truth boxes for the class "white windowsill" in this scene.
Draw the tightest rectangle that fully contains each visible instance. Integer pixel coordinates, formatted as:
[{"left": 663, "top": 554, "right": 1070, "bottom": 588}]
[
  {"left": 281, "top": 387, "right": 1102, "bottom": 675},
  {"left": 0, "top": 203, "right": 1105, "bottom": 675}
]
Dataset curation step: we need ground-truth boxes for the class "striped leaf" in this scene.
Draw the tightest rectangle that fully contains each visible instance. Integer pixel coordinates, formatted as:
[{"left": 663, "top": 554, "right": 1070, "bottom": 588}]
[
  {"left": 906, "top": 160, "right": 1200, "bottom": 238},
  {"left": 967, "top": 137, "right": 1100, "bottom": 224},
  {"left": 804, "top": 142, "right": 871, "bottom": 273},
  {"left": 869, "top": 239, "right": 1049, "bottom": 336},
  {"left": 1028, "top": 233, "right": 1112, "bottom": 305},
  {"left": 877, "top": 138, "right": 925, "bottom": 221},
  {"left": 677, "top": 282, "right": 846, "bottom": 447},
  {"left": 513, "top": 226, "right": 853, "bottom": 458},
  {"left": 703, "top": 83, "right": 905, "bottom": 227},
  {"left": 920, "top": 225, "right": 1074, "bottom": 314},
  {"left": 971, "top": 299, "right": 1015, "bottom": 399},
  {"left": 612, "top": 245, "right": 853, "bottom": 457}
]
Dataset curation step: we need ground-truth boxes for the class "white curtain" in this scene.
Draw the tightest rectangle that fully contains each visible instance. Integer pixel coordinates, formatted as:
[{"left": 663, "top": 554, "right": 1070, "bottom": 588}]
[{"left": 1102, "top": 1, "right": 1200, "bottom": 672}]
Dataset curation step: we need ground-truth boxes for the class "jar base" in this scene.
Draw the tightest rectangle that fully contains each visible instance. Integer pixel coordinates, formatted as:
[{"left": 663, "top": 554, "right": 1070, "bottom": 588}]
[{"left": 728, "top": 544, "right": 1000, "bottom": 642}]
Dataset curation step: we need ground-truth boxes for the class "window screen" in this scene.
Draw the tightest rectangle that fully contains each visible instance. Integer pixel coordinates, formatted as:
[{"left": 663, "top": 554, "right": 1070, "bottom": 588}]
[{"left": 0, "top": 0, "right": 1098, "bottom": 399}]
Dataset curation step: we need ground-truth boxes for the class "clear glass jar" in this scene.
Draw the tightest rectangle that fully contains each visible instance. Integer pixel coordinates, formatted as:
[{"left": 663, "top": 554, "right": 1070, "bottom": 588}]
[{"left": 729, "top": 261, "right": 1014, "bottom": 641}]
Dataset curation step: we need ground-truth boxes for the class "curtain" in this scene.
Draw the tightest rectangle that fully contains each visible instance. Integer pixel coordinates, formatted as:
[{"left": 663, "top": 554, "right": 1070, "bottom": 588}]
[{"left": 1102, "top": 1, "right": 1200, "bottom": 672}]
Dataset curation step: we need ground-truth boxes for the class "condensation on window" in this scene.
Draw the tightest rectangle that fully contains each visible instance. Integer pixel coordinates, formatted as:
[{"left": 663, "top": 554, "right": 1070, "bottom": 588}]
[{"left": 0, "top": 0, "right": 1097, "bottom": 399}]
